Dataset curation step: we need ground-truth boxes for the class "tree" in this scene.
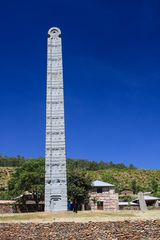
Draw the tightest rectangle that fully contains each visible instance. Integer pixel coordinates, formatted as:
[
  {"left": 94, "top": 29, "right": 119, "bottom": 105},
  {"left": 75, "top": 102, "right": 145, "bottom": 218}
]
[
  {"left": 67, "top": 171, "right": 92, "bottom": 209},
  {"left": 91, "top": 197, "right": 98, "bottom": 211},
  {"left": 150, "top": 179, "right": 159, "bottom": 193},
  {"left": 131, "top": 179, "right": 143, "bottom": 194},
  {"left": 8, "top": 159, "right": 45, "bottom": 198},
  {"left": 8, "top": 159, "right": 92, "bottom": 211},
  {"left": 0, "top": 155, "right": 25, "bottom": 167},
  {"left": 131, "top": 179, "right": 139, "bottom": 194},
  {"left": 128, "top": 164, "right": 136, "bottom": 169}
]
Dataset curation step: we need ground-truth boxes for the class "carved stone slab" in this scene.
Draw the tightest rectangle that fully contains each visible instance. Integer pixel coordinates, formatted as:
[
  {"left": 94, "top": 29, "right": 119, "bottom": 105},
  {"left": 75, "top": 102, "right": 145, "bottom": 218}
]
[
  {"left": 45, "top": 27, "right": 67, "bottom": 212},
  {"left": 138, "top": 192, "right": 148, "bottom": 212}
]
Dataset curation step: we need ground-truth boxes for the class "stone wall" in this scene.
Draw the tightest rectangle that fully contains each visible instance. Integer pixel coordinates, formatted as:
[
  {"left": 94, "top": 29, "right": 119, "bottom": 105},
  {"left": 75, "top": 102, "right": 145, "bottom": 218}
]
[
  {"left": 0, "top": 201, "right": 44, "bottom": 213},
  {"left": 0, "top": 220, "right": 160, "bottom": 240},
  {"left": 0, "top": 202, "right": 15, "bottom": 214},
  {"left": 89, "top": 189, "right": 119, "bottom": 211}
]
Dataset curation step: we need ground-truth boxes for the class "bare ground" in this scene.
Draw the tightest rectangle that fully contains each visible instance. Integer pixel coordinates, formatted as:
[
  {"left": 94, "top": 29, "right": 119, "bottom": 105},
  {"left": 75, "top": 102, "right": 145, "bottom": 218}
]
[{"left": 0, "top": 210, "right": 160, "bottom": 223}]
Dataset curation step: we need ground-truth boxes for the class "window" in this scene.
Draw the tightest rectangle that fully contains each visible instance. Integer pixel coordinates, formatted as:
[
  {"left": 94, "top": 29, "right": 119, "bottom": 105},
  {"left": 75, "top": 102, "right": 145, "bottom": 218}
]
[{"left": 97, "top": 187, "right": 103, "bottom": 193}]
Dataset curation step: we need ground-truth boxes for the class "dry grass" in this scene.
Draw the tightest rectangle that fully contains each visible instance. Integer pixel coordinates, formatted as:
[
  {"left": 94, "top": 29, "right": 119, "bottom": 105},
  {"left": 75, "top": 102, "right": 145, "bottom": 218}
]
[
  {"left": 0, "top": 167, "right": 15, "bottom": 189},
  {"left": 0, "top": 210, "right": 160, "bottom": 223}
]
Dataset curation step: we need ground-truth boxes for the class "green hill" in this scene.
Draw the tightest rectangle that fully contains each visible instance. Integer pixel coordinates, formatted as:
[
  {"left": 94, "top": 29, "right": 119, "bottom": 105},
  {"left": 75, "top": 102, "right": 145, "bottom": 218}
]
[
  {"left": 0, "top": 158, "right": 159, "bottom": 199},
  {"left": 87, "top": 169, "right": 160, "bottom": 193}
]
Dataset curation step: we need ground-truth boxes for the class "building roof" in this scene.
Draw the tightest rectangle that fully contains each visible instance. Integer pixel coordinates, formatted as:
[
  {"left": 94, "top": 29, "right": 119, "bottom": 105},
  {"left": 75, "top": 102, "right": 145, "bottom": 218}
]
[
  {"left": 15, "top": 191, "right": 33, "bottom": 200},
  {"left": 91, "top": 180, "right": 114, "bottom": 187},
  {"left": 119, "top": 202, "right": 138, "bottom": 206},
  {"left": 25, "top": 200, "right": 36, "bottom": 205},
  {"left": 133, "top": 195, "right": 160, "bottom": 202}
]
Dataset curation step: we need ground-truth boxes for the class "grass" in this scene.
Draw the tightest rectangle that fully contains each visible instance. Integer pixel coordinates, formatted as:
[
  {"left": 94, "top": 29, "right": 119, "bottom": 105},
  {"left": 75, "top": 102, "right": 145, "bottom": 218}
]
[{"left": 0, "top": 210, "right": 160, "bottom": 223}]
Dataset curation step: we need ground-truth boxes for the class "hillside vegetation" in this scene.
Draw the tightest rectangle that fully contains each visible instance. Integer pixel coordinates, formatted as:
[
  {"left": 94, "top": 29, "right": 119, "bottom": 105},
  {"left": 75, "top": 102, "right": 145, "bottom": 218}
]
[
  {"left": 0, "top": 157, "right": 159, "bottom": 200},
  {"left": 87, "top": 169, "right": 160, "bottom": 193},
  {"left": 0, "top": 167, "right": 15, "bottom": 190}
]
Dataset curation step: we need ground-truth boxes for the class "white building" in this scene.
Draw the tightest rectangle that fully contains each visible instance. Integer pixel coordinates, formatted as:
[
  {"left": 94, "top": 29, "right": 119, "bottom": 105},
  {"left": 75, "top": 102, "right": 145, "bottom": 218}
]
[{"left": 89, "top": 180, "right": 119, "bottom": 211}]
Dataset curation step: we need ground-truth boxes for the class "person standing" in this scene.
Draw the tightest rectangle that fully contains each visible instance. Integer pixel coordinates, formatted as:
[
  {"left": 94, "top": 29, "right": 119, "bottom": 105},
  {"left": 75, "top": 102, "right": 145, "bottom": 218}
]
[{"left": 73, "top": 200, "right": 78, "bottom": 213}]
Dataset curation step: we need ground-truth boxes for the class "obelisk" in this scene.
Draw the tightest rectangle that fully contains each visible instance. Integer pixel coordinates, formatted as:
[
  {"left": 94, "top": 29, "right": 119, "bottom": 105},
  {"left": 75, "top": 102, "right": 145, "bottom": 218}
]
[{"left": 45, "top": 27, "right": 67, "bottom": 211}]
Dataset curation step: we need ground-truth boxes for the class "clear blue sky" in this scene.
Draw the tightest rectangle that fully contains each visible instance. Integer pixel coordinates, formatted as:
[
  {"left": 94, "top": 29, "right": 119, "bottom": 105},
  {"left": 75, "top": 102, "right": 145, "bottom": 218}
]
[{"left": 0, "top": 0, "right": 160, "bottom": 169}]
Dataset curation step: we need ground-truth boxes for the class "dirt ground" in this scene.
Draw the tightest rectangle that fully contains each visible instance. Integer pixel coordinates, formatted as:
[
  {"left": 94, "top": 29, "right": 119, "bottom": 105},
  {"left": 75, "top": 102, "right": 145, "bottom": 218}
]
[{"left": 0, "top": 210, "right": 160, "bottom": 223}]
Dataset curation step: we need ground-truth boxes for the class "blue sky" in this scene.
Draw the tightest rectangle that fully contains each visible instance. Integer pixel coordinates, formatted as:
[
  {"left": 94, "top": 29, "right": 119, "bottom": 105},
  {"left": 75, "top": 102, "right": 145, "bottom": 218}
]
[{"left": 0, "top": 0, "right": 160, "bottom": 169}]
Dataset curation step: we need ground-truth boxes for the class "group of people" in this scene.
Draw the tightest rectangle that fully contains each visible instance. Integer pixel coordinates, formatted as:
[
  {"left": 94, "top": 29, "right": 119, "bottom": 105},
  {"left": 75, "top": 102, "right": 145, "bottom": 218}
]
[{"left": 68, "top": 199, "right": 78, "bottom": 213}]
